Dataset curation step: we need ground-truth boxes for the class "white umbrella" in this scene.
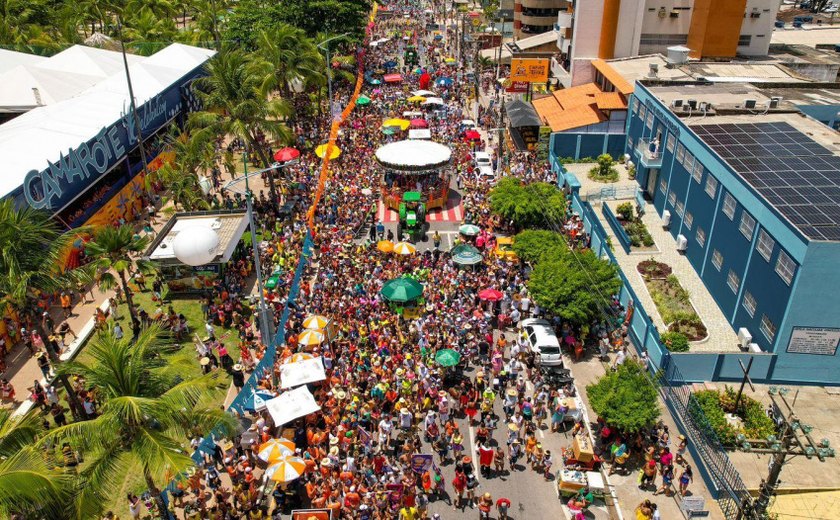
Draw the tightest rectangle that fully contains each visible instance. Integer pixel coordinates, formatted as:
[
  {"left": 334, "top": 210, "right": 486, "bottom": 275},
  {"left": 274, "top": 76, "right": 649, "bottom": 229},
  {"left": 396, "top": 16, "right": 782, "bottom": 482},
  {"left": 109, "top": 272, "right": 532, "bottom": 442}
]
[
  {"left": 422, "top": 97, "right": 445, "bottom": 106},
  {"left": 413, "top": 90, "right": 437, "bottom": 97}
]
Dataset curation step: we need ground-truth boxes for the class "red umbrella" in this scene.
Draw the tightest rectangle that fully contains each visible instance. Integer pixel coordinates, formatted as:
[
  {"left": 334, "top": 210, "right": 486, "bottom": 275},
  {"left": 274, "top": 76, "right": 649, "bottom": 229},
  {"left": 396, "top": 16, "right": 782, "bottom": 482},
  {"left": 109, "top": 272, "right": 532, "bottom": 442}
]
[
  {"left": 479, "top": 288, "right": 504, "bottom": 302},
  {"left": 419, "top": 72, "right": 431, "bottom": 89},
  {"left": 464, "top": 129, "right": 481, "bottom": 141},
  {"left": 468, "top": 10, "right": 481, "bottom": 17},
  {"left": 410, "top": 118, "right": 428, "bottom": 128},
  {"left": 273, "top": 147, "right": 300, "bottom": 163}
]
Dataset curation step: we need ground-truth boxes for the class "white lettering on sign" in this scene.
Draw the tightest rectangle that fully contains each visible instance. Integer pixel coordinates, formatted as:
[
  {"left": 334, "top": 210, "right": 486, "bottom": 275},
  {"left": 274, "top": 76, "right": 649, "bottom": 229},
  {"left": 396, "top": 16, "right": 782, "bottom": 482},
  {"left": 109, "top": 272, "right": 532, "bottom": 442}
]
[{"left": 786, "top": 327, "right": 840, "bottom": 356}]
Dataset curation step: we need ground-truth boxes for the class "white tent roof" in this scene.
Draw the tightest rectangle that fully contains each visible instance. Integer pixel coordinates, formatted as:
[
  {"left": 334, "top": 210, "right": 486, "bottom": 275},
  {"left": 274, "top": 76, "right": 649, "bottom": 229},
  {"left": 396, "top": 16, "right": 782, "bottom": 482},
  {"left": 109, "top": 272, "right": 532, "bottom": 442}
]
[
  {"left": 37, "top": 45, "right": 143, "bottom": 78},
  {"left": 0, "top": 43, "right": 215, "bottom": 199},
  {"left": 0, "top": 49, "right": 47, "bottom": 75},
  {"left": 375, "top": 139, "right": 452, "bottom": 169},
  {"left": 0, "top": 65, "right": 101, "bottom": 111}
]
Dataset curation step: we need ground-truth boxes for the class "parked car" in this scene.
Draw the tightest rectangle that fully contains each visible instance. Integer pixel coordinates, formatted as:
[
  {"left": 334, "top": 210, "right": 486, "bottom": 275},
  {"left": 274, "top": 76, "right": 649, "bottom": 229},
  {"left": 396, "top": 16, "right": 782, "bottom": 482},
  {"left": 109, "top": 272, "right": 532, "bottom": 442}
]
[
  {"left": 478, "top": 164, "right": 496, "bottom": 183},
  {"left": 473, "top": 151, "right": 492, "bottom": 169},
  {"left": 521, "top": 318, "right": 563, "bottom": 366}
]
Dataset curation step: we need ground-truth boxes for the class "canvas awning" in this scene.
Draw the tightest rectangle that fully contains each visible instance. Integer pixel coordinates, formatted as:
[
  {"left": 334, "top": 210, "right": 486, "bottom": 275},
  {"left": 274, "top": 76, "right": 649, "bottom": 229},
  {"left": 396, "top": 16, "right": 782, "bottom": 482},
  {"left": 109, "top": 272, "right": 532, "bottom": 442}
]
[
  {"left": 265, "top": 386, "right": 321, "bottom": 426},
  {"left": 280, "top": 357, "right": 327, "bottom": 389},
  {"left": 505, "top": 99, "right": 542, "bottom": 128}
]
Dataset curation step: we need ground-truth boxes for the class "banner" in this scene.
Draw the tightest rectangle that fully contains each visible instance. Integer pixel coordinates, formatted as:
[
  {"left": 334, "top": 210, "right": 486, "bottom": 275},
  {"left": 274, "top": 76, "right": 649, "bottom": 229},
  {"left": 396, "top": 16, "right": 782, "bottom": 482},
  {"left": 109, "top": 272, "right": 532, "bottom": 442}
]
[
  {"left": 410, "top": 454, "right": 434, "bottom": 473},
  {"left": 510, "top": 58, "right": 549, "bottom": 84},
  {"left": 265, "top": 386, "right": 321, "bottom": 426},
  {"left": 280, "top": 357, "right": 327, "bottom": 389}
]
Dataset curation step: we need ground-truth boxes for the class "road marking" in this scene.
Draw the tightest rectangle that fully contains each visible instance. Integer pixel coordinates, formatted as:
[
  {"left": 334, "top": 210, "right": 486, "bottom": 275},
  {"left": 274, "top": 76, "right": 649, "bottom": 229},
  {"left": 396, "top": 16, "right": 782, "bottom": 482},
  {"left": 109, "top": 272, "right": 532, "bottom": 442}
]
[
  {"left": 454, "top": 203, "right": 463, "bottom": 222},
  {"left": 377, "top": 201, "right": 385, "bottom": 221},
  {"left": 467, "top": 424, "right": 480, "bottom": 476}
]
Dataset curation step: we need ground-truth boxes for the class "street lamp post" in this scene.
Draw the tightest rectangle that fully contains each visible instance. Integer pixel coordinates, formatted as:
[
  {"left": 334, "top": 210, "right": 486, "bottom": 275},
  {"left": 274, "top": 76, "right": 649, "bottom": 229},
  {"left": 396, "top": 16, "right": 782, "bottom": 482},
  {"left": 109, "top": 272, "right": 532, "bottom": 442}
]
[{"left": 318, "top": 33, "right": 351, "bottom": 121}]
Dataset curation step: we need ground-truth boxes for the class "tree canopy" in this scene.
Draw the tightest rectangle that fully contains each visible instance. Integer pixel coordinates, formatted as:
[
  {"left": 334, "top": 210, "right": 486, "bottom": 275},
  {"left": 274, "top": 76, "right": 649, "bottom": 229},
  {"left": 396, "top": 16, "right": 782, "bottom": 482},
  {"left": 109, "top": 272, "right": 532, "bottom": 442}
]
[
  {"left": 488, "top": 177, "right": 566, "bottom": 230},
  {"left": 512, "top": 230, "right": 566, "bottom": 264},
  {"left": 586, "top": 360, "right": 660, "bottom": 433},
  {"left": 527, "top": 248, "right": 622, "bottom": 326}
]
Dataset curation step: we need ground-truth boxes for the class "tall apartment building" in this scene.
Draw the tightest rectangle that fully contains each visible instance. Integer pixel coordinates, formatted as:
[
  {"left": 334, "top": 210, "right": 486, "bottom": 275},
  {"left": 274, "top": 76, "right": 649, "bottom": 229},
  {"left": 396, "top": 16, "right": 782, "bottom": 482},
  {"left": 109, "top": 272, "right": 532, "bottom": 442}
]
[
  {"left": 551, "top": 0, "right": 782, "bottom": 87},
  {"left": 514, "top": 0, "right": 571, "bottom": 38}
]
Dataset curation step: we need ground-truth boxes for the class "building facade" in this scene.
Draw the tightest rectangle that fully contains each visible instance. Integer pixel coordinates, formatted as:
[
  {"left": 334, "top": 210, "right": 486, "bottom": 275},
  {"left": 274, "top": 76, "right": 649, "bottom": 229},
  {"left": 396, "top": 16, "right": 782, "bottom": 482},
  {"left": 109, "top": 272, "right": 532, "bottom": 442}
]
[
  {"left": 514, "top": 0, "right": 570, "bottom": 38},
  {"left": 554, "top": 0, "right": 781, "bottom": 86},
  {"left": 626, "top": 82, "right": 840, "bottom": 384}
]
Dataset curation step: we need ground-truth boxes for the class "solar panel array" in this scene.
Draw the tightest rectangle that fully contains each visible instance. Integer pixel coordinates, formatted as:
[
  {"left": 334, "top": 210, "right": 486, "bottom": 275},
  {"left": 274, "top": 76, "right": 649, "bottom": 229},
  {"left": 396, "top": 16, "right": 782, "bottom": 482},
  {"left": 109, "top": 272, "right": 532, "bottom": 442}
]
[{"left": 693, "top": 122, "right": 840, "bottom": 241}]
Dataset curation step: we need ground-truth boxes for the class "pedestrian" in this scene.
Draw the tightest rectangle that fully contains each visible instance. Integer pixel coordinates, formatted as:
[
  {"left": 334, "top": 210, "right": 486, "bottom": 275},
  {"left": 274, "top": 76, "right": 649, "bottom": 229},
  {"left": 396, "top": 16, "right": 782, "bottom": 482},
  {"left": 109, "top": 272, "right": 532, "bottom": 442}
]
[
  {"left": 113, "top": 322, "right": 124, "bottom": 340},
  {"left": 679, "top": 464, "right": 694, "bottom": 496},
  {"left": 654, "top": 464, "right": 673, "bottom": 497},
  {"left": 231, "top": 364, "right": 245, "bottom": 391}
]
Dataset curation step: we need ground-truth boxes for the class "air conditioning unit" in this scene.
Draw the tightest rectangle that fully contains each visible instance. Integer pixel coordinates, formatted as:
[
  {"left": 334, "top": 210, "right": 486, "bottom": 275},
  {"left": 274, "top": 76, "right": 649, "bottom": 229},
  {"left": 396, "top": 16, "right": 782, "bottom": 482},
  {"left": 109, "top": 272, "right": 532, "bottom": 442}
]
[
  {"left": 662, "top": 210, "right": 672, "bottom": 228},
  {"left": 737, "top": 327, "right": 753, "bottom": 347},
  {"left": 748, "top": 343, "right": 762, "bottom": 353},
  {"left": 744, "top": 99, "right": 757, "bottom": 109},
  {"left": 751, "top": 12, "right": 761, "bottom": 18},
  {"left": 676, "top": 234, "right": 688, "bottom": 251},
  {"left": 670, "top": 9, "right": 680, "bottom": 18},
  {"left": 672, "top": 99, "right": 684, "bottom": 108},
  {"left": 699, "top": 101, "right": 708, "bottom": 111},
  {"left": 687, "top": 99, "right": 698, "bottom": 109},
  {"left": 770, "top": 96, "right": 782, "bottom": 108}
]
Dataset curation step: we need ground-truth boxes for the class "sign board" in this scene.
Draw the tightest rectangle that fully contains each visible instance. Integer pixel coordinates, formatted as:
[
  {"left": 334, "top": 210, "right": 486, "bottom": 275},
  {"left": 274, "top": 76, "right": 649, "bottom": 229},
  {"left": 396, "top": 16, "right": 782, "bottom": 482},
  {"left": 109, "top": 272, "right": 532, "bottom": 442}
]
[
  {"left": 506, "top": 80, "right": 529, "bottom": 93},
  {"left": 292, "top": 509, "right": 332, "bottom": 520},
  {"left": 509, "top": 58, "right": 549, "bottom": 84},
  {"left": 410, "top": 454, "right": 434, "bottom": 473},
  {"left": 786, "top": 327, "right": 840, "bottom": 355}
]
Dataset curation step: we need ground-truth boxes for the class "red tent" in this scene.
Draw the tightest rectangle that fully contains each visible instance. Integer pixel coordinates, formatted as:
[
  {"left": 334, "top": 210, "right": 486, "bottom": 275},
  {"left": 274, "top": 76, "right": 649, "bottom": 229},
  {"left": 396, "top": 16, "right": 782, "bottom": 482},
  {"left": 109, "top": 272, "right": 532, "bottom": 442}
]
[
  {"left": 419, "top": 72, "right": 431, "bottom": 90},
  {"left": 478, "top": 288, "right": 504, "bottom": 301},
  {"left": 410, "top": 118, "right": 428, "bottom": 128},
  {"left": 464, "top": 130, "right": 481, "bottom": 141}
]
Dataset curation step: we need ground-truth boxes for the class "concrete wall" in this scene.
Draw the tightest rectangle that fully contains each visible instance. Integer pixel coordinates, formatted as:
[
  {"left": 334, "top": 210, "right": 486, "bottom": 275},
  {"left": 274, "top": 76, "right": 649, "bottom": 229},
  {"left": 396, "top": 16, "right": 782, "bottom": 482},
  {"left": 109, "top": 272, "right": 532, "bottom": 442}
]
[
  {"left": 738, "top": 0, "right": 782, "bottom": 56},
  {"left": 550, "top": 132, "right": 626, "bottom": 160},
  {"left": 569, "top": 0, "right": 604, "bottom": 85},
  {"left": 782, "top": 63, "right": 840, "bottom": 83},
  {"left": 614, "top": 0, "right": 645, "bottom": 58}
]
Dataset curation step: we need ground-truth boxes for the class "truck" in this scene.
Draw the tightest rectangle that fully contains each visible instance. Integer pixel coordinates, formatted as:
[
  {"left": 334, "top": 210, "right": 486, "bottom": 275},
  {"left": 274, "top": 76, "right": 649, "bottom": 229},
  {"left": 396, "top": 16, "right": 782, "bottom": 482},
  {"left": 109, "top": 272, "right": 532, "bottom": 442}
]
[{"left": 397, "top": 191, "right": 427, "bottom": 242}]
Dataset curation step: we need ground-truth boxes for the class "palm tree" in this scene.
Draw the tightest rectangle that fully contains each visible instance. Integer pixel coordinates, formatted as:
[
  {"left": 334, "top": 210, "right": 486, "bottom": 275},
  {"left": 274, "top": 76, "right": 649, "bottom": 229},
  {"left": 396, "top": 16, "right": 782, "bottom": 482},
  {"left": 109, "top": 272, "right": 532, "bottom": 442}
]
[
  {"left": 84, "top": 225, "right": 155, "bottom": 327},
  {"left": 0, "top": 199, "right": 88, "bottom": 418},
  {"left": 123, "top": 7, "right": 177, "bottom": 55},
  {"left": 191, "top": 48, "right": 293, "bottom": 208},
  {"left": 0, "top": 409, "right": 73, "bottom": 517},
  {"left": 252, "top": 26, "right": 324, "bottom": 101},
  {"left": 44, "top": 326, "right": 237, "bottom": 517}
]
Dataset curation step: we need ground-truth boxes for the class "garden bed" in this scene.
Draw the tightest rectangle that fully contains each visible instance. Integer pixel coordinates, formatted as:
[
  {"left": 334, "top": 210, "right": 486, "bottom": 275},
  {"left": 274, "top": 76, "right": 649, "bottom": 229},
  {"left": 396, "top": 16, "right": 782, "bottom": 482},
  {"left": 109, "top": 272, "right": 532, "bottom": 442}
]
[
  {"left": 691, "top": 387, "right": 776, "bottom": 447},
  {"left": 614, "top": 202, "right": 655, "bottom": 249},
  {"left": 638, "top": 260, "right": 708, "bottom": 344}
]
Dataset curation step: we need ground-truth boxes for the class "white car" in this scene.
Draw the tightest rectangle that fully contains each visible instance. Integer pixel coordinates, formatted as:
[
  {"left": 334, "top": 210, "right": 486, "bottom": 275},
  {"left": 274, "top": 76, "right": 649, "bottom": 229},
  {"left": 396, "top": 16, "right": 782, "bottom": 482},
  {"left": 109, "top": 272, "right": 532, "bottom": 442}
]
[
  {"left": 473, "top": 151, "right": 492, "bottom": 169},
  {"left": 460, "top": 119, "right": 477, "bottom": 131},
  {"left": 521, "top": 318, "right": 563, "bottom": 366},
  {"left": 478, "top": 165, "right": 495, "bottom": 182}
]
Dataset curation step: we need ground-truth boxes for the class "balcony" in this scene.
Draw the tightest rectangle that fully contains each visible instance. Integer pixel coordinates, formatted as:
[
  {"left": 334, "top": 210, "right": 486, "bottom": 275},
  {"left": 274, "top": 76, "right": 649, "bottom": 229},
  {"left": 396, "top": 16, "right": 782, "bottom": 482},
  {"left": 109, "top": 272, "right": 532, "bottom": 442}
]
[
  {"left": 551, "top": 57, "right": 572, "bottom": 88},
  {"left": 636, "top": 139, "right": 663, "bottom": 168}
]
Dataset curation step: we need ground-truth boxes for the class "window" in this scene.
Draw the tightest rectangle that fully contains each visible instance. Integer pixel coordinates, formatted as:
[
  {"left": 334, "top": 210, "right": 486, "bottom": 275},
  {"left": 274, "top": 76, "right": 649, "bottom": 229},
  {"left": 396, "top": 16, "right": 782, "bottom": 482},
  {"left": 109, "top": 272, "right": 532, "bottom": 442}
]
[
  {"left": 760, "top": 314, "right": 776, "bottom": 342},
  {"left": 756, "top": 230, "right": 775, "bottom": 262},
  {"left": 666, "top": 133, "right": 676, "bottom": 152},
  {"left": 676, "top": 142, "right": 685, "bottom": 164},
  {"left": 722, "top": 192, "right": 737, "bottom": 220},
  {"left": 668, "top": 190, "right": 677, "bottom": 207},
  {"left": 639, "top": 104, "right": 646, "bottom": 121},
  {"left": 712, "top": 249, "right": 723, "bottom": 271},
  {"left": 659, "top": 178, "right": 667, "bottom": 194},
  {"left": 646, "top": 111, "right": 654, "bottom": 129},
  {"left": 683, "top": 150, "right": 695, "bottom": 171},
  {"left": 632, "top": 98, "right": 639, "bottom": 113},
  {"left": 738, "top": 34, "right": 752, "bottom": 47},
  {"left": 675, "top": 200, "right": 685, "bottom": 216},
  {"left": 691, "top": 161, "right": 703, "bottom": 183},
  {"left": 627, "top": 136, "right": 634, "bottom": 150},
  {"left": 696, "top": 227, "right": 706, "bottom": 247},
  {"left": 742, "top": 291, "right": 757, "bottom": 317},
  {"left": 705, "top": 175, "right": 718, "bottom": 199},
  {"left": 684, "top": 211, "right": 693, "bottom": 229},
  {"left": 775, "top": 251, "right": 796, "bottom": 285},
  {"left": 739, "top": 212, "right": 756, "bottom": 240},
  {"left": 727, "top": 269, "right": 740, "bottom": 293}
]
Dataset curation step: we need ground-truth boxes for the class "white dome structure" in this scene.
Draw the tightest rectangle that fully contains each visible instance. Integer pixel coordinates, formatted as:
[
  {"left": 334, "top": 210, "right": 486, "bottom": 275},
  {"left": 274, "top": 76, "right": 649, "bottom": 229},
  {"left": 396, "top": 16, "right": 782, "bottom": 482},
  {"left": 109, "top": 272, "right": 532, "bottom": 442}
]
[{"left": 173, "top": 225, "right": 219, "bottom": 266}]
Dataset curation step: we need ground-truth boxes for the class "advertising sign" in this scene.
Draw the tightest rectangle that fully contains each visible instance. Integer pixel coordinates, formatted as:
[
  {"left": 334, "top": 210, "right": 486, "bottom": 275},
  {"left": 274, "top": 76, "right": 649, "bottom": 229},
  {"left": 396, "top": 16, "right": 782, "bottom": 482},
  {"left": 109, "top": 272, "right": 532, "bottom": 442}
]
[
  {"left": 506, "top": 80, "right": 529, "bottom": 93},
  {"left": 509, "top": 58, "right": 549, "bottom": 84}
]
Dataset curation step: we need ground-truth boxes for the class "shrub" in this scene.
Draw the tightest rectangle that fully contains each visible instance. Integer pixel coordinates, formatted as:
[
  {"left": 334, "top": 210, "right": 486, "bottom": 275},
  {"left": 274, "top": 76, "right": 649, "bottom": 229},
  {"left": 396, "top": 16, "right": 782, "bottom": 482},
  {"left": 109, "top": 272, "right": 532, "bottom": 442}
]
[
  {"left": 616, "top": 202, "right": 634, "bottom": 221},
  {"left": 588, "top": 154, "right": 619, "bottom": 183},
  {"left": 692, "top": 390, "right": 738, "bottom": 446},
  {"left": 660, "top": 331, "right": 689, "bottom": 352}
]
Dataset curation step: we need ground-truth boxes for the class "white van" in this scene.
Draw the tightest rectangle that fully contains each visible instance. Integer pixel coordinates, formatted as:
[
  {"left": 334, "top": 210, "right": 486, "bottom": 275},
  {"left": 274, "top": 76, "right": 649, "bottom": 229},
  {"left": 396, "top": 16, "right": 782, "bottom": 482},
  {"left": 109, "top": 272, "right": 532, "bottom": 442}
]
[{"left": 521, "top": 318, "right": 562, "bottom": 366}]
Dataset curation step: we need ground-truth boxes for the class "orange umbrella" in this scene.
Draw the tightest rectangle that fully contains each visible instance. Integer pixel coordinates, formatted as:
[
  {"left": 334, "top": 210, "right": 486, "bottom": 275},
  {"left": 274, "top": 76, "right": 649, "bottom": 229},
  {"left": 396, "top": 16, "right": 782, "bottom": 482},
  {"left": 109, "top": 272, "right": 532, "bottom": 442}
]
[
  {"left": 377, "top": 240, "right": 394, "bottom": 253},
  {"left": 258, "top": 439, "right": 296, "bottom": 463},
  {"left": 298, "top": 329, "right": 325, "bottom": 346},
  {"left": 265, "top": 456, "right": 307, "bottom": 482}
]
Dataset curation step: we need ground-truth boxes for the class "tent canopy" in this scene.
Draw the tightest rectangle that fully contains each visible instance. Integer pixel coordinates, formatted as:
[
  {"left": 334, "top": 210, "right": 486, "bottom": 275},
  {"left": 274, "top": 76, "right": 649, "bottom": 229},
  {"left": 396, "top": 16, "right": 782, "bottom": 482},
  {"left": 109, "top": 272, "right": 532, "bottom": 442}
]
[
  {"left": 505, "top": 99, "right": 542, "bottom": 128},
  {"left": 375, "top": 139, "right": 452, "bottom": 170}
]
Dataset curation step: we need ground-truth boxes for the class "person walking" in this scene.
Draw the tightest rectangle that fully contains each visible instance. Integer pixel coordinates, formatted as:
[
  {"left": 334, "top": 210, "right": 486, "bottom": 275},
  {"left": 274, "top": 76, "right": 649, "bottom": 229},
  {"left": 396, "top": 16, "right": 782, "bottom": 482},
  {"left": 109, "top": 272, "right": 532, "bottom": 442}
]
[{"left": 679, "top": 464, "right": 694, "bottom": 496}]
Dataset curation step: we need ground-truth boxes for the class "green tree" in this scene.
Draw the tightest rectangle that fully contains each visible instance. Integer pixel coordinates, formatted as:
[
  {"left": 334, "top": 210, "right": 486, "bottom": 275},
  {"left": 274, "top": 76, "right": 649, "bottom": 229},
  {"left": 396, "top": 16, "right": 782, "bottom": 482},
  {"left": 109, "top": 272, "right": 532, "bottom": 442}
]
[
  {"left": 84, "top": 225, "right": 156, "bottom": 326},
  {"left": 489, "top": 177, "right": 566, "bottom": 230},
  {"left": 123, "top": 7, "right": 178, "bottom": 55},
  {"left": 512, "top": 230, "right": 565, "bottom": 264},
  {"left": 588, "top": 153, "right": 619, "bottom": 182},
  {"left": 44, "top": 326, "right": 237, "bottom": 517},
  {"left": 190, "top": 47, "right": 293, "bottom": 207},
  {"left": 252, "top": 26, "right": 324, "bottom": 100},
  {"left": 586, "top": 360, "right": 660, "bottom": 433},
  {"left": 527, "top": 249, "right": 622, "bottom": 325},
  {"left": 0, "top": 409, "right": 73, "bottom": 517}
]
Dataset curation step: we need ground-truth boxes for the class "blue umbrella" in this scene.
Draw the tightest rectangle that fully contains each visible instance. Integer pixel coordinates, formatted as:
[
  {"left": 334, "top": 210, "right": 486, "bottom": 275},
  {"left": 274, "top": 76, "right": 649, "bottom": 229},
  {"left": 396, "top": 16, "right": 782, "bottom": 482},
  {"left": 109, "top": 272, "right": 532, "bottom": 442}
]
[
  {"left": 436, "top": 77, "right": 453, "bottom": 87},
  {"left": 434, "top": 34, "right": 443, "bottom": 40},
  {"left": 242, "top": 390, "right": 276, "bottom": 412},
  {"left": 383, "top": 60, "right": 398, "bottom": 69}
]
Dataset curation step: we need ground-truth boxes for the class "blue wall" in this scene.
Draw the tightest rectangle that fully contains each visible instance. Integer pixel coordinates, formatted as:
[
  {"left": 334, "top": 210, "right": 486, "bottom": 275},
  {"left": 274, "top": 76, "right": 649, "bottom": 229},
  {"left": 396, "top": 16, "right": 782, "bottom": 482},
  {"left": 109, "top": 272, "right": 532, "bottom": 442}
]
[
  {"left": 550, "top": 132, "right": 625, "bottom": 160},
  {"left": 797, "top": 104, "right": 840, "bottom": 130}
]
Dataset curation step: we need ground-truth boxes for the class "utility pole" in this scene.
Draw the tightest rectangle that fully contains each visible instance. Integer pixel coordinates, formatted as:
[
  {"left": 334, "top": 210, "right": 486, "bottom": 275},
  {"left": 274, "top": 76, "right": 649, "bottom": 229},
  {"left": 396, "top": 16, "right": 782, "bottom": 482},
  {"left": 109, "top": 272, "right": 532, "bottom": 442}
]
[{"left": 736, "top": 387, "right": 836, "bottom": 517}]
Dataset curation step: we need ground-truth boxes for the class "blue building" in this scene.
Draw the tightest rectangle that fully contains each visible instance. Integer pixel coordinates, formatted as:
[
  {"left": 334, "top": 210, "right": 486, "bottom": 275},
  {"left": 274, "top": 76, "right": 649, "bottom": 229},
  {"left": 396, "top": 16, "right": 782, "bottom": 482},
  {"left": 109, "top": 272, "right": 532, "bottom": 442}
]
[{"left": 627, "top": 82, "right": 840, "bottom": 385}]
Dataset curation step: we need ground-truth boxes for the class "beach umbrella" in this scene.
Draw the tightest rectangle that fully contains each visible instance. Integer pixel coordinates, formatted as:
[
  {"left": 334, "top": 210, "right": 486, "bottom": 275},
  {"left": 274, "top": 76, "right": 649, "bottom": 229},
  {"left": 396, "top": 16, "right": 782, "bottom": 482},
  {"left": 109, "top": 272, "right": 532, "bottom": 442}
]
[
  {"left": 478, "top": 288, "right": 504, "bottom": 302},
  {"left": 382, "top": 118, "right": 411, "bottom": 130},
  {"left": 393, "top": 241, "right": 417, "bottom": 255},
  {"left": 242, "top": 390, "right": 276, "bottom": 412},
  {"left": 273, "top": 147, "right": 300, "bottom": 163},
  {"left": 361, "top": 188, "right": 373, "bottom": 196},
  {"left": 367, "top": 78, "right": 382, "bottom": 85},
  {"left": 285, "top": 352, "right": 315, "bottom": 364},
  {"left": 464, "top": 130, "right": 481, "bottom": 141},
  {"left": 435, "top": 348, "right": 462, "bottom": 367},
  {"left": 380, "top": 277, "right": 424, "bottom": 303},
  {"left": 303, "top": 315, "right": 329, "bottom": 330},
  {"left": 413, "top": 90, "right": 436, "bottom": 97},
  {"left": 445, "top": 57, "right": 456, "bottom": 64},
  {"left": 459, "top": 224, "right": 481, "bottom": 236},
  {"left": 450, "top": 244, "right": 483, "bottom": 266},
  {"left": 407, "top": 95, "right": 427, "bottom": 103},
  {"left": 382, "top": 126, "right": 399, "bottom": 135},
  {"left": 265, "top": 456, "right": 306, "bottom": 483},
  {"left": 383, "top": 60, "right": 398, "bottom": 69},
  {"left": 377, "top": 240, "right": 395, "bottom": 253},
  {"left": 356, "top": 95, "right": 372, "bottom": 106},
  {"left": 468, "top": 10, "right": 481, "bottom": 17},
  {"left": 258, "top": 439, "right": 296, "bottom": 463},
  {"left": 422, "top": 97, "right": 445, "bottom": 106},
  {"left": 435, "top": 77, "right": 453, "bottom": 87},
  {"left": 434, "top": 34, "right": 443, "bottom": 40},
  {"left": 298, "top": 329, "right": 325, "bottom": 346},
  {"left": 414, "top": 67, "right": 424, "bottom": 74},
  {"left": 315, "top": 144, "right": 341, "bottom": 159},
  {"left": 410, "top": 118, "right": 428, "bottom": 128}
]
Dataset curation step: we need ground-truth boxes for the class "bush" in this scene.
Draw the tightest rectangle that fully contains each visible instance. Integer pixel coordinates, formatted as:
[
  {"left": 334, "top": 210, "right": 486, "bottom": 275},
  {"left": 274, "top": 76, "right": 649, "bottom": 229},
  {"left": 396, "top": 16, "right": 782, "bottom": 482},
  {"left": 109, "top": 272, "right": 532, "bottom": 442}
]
[
  {"left": 692, "top": 390, "right": 738, "bottom": 446},
  {"left": 660, "top": 331, "right": 689, "bottom": 352},
  {"left": 588, "top": 154, "right": 619, "bottom": 183},
  {"left": 616, "top": 202, "right": 634, "bottom": 221},
  {"left": 691, "top": 388, "right": 777, "bottom": 447}
]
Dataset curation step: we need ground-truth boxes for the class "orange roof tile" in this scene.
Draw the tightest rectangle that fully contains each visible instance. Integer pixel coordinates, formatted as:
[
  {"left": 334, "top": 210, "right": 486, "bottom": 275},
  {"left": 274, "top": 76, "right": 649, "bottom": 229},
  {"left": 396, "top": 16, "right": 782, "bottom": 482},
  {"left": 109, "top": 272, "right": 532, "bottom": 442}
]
[
  {"left": 532, "top": 83, "right": 614, "bottom": 132},
  {"left": 594, "top": 91, "right": 627, "bottom": 110},
  {"left": 547, "top": 104, "right": 607, "bottom": 132},
  {"left": 553, "top": 83, "right": 601, "bottom": 109},
  {"left": 591, "top": 59, "right": 634, "bottom": 95}
]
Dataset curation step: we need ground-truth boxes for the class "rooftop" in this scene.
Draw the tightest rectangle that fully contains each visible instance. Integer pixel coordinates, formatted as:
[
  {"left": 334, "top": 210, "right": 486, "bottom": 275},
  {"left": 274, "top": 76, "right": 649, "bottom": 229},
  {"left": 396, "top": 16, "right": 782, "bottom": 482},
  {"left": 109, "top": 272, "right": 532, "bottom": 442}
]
[
  {"left": 771, "top": 26, "right": 840, "bottom": 48},
  {"left": 605, "top": 54, "right": 809, "bottom": 85},
  {"left": 647, "top": 82, "right": 840, "bottom": 241},
  {"left": 532, "top": 83, "right": 619, "bottom": 132},
  {"left": 146, "top": 211, "right": 249, "bottom": 265}
]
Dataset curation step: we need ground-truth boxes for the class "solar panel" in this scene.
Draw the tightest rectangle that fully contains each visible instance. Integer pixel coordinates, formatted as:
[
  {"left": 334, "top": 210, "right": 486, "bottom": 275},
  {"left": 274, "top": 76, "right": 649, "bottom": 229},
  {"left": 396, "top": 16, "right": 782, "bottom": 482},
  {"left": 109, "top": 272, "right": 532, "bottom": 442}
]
[{"left": 693, "top": 121, "right": 840, "bottom": 240}]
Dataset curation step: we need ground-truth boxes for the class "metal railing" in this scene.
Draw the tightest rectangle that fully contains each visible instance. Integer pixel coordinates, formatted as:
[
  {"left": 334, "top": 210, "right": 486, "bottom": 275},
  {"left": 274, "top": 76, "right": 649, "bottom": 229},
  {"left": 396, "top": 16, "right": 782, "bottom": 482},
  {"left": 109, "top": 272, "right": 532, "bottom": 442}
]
[{"left": 636, "top": 139, "right": 663, "bottom": 165}]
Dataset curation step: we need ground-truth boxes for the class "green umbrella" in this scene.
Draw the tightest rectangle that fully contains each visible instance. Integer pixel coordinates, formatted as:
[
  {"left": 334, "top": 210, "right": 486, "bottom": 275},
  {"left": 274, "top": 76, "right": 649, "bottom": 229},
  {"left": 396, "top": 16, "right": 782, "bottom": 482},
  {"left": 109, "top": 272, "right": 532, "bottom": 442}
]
[
  {"left": 382, "top": 126, "right": 398, "bottom": 135},
  {"left": 380, "top": 277, "right": 423, "bottom": 303},
  {"left": 450, "top": 244, "right": 483, "bottom": 266},
  {"left": 459, "top": 224, "right": 481, "bottom": 236},
  {"left": 435, "top": 348, "right": 461, "bottom": 367},
  {"left": 357, "top": 95, "right": 372, "bottom": 106}
]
